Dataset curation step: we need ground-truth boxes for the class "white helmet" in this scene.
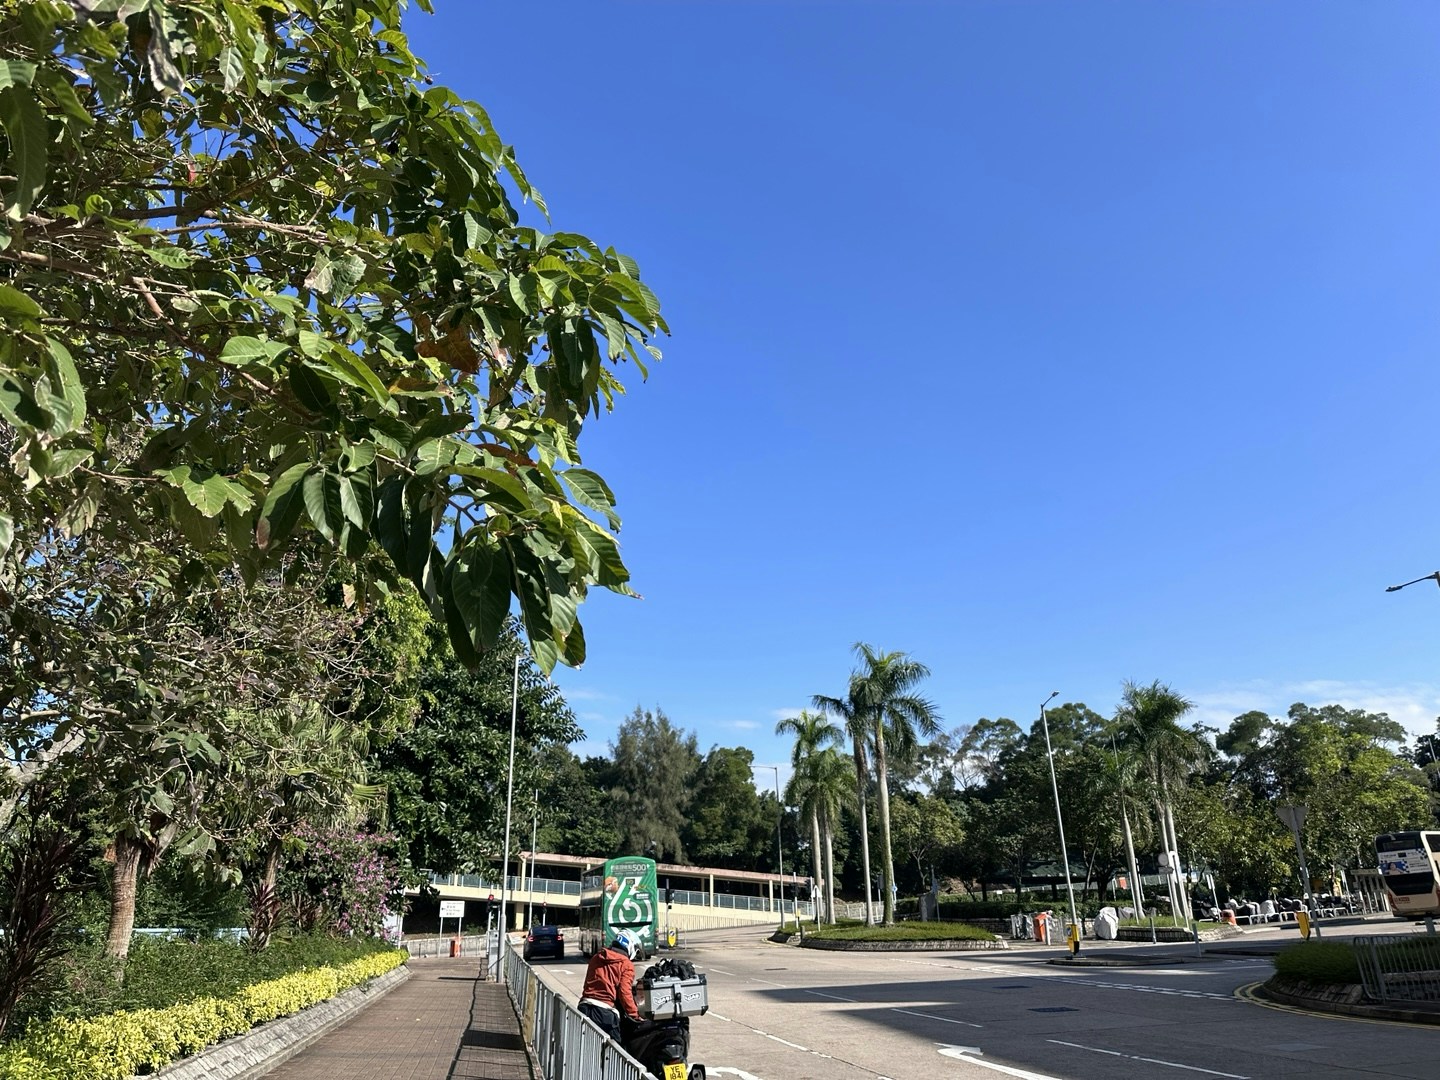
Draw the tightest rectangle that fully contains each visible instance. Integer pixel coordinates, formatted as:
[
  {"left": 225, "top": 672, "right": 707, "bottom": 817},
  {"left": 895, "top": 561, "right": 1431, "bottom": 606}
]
[{"left": 613, "top": 929, "right": 640, "bottom": 959}]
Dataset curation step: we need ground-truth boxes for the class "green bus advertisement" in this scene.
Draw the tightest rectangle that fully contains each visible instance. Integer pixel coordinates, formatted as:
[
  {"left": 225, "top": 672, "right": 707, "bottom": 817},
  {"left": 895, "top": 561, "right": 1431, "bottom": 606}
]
[{"left": 578, "top": 856, "right": 659, "bottom": 959}]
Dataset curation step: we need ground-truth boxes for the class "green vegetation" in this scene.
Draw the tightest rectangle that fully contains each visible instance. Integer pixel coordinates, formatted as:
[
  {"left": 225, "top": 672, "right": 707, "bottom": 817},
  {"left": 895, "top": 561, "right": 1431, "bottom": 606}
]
[
  {"left": 14, "top": 935, "right": 395, "bottom": 1032},
  {"left": 807, "top": 920, "right": 996, "bottom": 943},
  {"left": 1272, "top": 941, "right": 1362, "bottom": 986},
  {"left": 0, "top": 948, "right": 404, "bottom": 1080}
]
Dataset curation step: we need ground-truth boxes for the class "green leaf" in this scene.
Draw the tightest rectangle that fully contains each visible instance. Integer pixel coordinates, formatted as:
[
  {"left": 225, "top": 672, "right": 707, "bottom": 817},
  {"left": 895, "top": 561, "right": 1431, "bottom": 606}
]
[
  {"left": 220, "top": 335, "right": 283, "bottom": 366},
  {"left": 0, "top": 62, "right": 35, "bottom": 90},
  {"left": 218, "top": 45, "right": 244, "bottom": 93},
  {"left": 255, "top": 462, "right": 310, "bottom": 549},
  {"left": 338, "top": 472, "right": 372, "bottom": 528},
  {"left": 446, "top": 538, "right": 513, "bottom": 652},
  {"left": 0, "top": 283, "right": 42, "bottom": 324},
  {"left": 302, "top": 468, "right": 342, "bottom": 541},
  {"left": 563, "top": 467, "right": 621, "bottom": 530},
  {"left": 0, "top": 85, "right": 48, "bottom": 220},
  {"left": 141, "top": 243, "right": 192, "bottom": 268},
  {"left": 288, "top": 361, "right": 335, "bottom": 413},
  {"left": 0, "top": 512, "right": 12, "bottom": 557},
  {"left": 46, "top": 337, "right": 85, "bottom": 431}
]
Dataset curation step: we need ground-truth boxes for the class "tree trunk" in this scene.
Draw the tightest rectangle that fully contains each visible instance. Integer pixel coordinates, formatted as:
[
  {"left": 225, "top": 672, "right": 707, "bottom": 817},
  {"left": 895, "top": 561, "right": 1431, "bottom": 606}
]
[
  {"left": 852, "top": 735, "right": 875, "bottom": 925},
  {"left": 1121, "top": 799, "right": 1145, "bottom": 919},
  {"left": 875, "top": 722, "right": 895, "bottom": 925},
  {"left": 1164, "top": 798, "right": 1192, "bottom": 923},
  {"left": 822, "top": 809, "right": 836, "bottom": 924},
  {"left": 106, "top": 834, "right": 144, "bottom": 962},
  {"left": 809, "top": 807, "right": 823, "bottom": 924}
]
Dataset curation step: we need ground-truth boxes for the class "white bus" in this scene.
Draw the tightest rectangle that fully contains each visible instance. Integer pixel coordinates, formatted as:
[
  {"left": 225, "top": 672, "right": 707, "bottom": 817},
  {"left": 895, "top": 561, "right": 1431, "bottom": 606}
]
[{"left": 1374, "top": 831, "right": 1440, "bottom": 916}]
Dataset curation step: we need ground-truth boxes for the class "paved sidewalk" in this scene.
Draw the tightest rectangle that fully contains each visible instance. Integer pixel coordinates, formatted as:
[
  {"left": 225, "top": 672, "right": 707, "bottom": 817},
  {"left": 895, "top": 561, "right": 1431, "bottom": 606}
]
[{"left": 267, "top": 958, "right": 531, "bottom": 1080}]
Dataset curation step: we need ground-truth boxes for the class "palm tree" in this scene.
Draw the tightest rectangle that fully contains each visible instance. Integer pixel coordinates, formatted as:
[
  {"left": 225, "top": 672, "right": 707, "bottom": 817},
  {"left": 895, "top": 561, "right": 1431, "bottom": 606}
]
[
  {"left": 849, "top": 644, "right": 941, "bottom": 925},
  {"left": 810, "top": 746, "right": 853, "bottom": 923},
  {"left": 1115, "top": 679, "right": 1205, "bottom": 923},
  {"left": 777, "top": 709, "right": 844, "bottom": 922},
  {"left": 813, "top": 675, "right": 878, "bottom": 924}
]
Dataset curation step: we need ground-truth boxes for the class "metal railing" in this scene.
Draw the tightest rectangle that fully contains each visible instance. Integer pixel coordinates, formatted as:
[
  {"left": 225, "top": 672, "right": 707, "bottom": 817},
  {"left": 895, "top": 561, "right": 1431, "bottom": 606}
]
[
  {"left": 1352, "top": 933, "right": 1440, "bottom": 1005},
  {"left": 502, "top": 934, "right": 650, "bottom": 1080},
  {"left": 403, "top": 933, "right": 494, "bottom": 959}
]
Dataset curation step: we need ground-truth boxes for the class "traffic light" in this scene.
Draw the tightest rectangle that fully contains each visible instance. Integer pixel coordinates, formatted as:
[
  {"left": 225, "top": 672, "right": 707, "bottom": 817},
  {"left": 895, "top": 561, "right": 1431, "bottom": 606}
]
[{"left": 665, "top": 887, "right": 674, "bottom": 906}]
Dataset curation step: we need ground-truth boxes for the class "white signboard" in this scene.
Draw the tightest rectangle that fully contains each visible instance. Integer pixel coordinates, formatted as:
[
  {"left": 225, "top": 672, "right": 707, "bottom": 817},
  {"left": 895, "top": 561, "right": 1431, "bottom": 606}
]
[{"left": 439, "top": 900, "right": 465, "bottom": 919}]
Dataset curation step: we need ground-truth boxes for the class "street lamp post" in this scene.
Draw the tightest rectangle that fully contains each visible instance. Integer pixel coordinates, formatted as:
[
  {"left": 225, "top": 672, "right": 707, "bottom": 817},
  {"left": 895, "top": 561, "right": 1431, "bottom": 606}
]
[
  {"left": 756, "top": 765, "right": 786, "bottom": 931},
  {"left": 1040, "top": 692, "right": 1081, "bottom": 949}
]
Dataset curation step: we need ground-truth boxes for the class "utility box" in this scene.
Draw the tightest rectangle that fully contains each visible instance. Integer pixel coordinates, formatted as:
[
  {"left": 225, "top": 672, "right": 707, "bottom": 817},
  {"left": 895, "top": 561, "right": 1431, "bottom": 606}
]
[{"left": 635, "top": 974, "right": 709, "bottom": 1019}]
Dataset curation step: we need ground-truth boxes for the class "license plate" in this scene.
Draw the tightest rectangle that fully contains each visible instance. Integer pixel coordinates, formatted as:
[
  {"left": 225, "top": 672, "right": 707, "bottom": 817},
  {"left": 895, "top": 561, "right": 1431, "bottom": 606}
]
[{"left": 663, "top": 1064, "right": 686, "bottom": 1080}]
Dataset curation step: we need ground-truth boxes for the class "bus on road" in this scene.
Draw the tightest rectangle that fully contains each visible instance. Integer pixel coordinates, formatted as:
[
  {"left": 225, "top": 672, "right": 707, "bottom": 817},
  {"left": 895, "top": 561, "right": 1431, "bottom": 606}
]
[
  {"left": 578, "top": 855, "right": 659, "bottom": 959},
  {"left": 1375, "top": 831, "right": 1440, "bottom": 916}
]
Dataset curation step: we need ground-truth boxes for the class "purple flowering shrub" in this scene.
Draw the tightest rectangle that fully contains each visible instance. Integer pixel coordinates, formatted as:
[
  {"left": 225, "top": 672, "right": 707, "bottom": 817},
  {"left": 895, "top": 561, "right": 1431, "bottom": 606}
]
[{"left": 279, "top": 824, "right": 407, "bottom": 938}]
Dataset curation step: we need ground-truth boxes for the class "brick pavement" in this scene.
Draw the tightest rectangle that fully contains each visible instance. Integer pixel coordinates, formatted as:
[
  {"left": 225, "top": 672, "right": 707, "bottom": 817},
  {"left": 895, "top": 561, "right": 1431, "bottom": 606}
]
[{"left": 266, "top": 959, "right": 531, "bottom": 1080}]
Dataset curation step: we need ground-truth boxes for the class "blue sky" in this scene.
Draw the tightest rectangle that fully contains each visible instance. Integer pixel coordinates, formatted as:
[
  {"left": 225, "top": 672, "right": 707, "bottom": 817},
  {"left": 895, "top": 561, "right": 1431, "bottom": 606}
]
[{"left": 406, "top": 2, "right": 1440, "bottom": 780}]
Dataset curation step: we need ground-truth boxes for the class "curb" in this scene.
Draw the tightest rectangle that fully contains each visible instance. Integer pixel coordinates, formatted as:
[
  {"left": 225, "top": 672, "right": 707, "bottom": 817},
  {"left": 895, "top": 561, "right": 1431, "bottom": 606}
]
[
  {"left": 1246, "top": 977, "right": 1440, "bottom": 1026},
  {"left": 151, "top": 963, "right": 411, "bottom": 1080},
  {"left": 795, "top": 937, "right": 1009, "bottom": 951}
]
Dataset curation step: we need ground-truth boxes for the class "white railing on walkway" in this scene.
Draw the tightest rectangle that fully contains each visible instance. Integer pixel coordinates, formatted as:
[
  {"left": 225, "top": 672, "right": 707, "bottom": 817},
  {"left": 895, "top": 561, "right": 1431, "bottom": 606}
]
[{"left": 502, "top": 934, "right": 651, "bottom": 1080}]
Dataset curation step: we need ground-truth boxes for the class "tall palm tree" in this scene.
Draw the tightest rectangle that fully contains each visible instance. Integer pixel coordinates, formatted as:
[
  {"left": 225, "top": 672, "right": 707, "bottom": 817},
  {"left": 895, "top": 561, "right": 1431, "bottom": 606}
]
[
  {"left": 813, "top": 675, "right": 878, "bottom": 924},
  {"left": 1115, "top": 679, "right": 1204, "bottom": 923},
  {"left": 849, "top": 644, "right": 941, "bottom": 925},
  {"left": 810, "top": 746, "right": 852, "bottom": 923},
  {"left": 777, "top": 709, "right": 843, "bottom": 923}
]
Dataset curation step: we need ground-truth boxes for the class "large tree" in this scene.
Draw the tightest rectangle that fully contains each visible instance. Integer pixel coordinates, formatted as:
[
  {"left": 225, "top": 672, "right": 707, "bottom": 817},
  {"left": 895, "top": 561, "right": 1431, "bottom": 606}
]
[
  {"left": 607, "top": 707, "right": 699, "bottom": 862},
  {"left": 373, "top": 617, "right": 579, "bottom": 874},
  {"left": 0, "top": 0, "right": 664, "bottom": 702}
]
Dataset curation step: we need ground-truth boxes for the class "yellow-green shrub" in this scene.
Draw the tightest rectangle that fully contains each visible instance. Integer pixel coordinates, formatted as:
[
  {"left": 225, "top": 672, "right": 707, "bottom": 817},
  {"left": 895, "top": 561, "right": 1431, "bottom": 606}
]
[{"left": 0, "top": 950, "right": 405, "bottom": 1080}]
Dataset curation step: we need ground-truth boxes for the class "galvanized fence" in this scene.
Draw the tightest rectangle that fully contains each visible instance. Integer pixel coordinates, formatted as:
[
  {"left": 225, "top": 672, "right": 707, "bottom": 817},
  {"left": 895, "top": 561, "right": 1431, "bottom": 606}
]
[
  {"left": 502, "top": 934, "right": 651, "bottom": 1080},
  {"left": 403, "top": 933, "right": 492, "bottom": 959},
  {"left": 1352, "top": 933, "right": 1440, "bottom": 1005}
]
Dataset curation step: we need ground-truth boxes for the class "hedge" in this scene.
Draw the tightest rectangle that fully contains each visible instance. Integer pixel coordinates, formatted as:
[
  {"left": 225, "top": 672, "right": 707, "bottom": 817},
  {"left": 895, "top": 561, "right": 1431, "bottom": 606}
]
[{"left": 0, "top": 949, "right": 406, "bottom": 1080}]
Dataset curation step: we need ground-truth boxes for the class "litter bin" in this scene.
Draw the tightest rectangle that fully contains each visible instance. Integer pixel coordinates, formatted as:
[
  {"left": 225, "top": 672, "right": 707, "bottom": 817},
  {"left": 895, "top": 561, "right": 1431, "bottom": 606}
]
[
  {"left": 449, "top": 936, "right": 460, "bottom": 957},
  {"left": 1032, "top": 912, "right": 1049, "bottom": 944}
]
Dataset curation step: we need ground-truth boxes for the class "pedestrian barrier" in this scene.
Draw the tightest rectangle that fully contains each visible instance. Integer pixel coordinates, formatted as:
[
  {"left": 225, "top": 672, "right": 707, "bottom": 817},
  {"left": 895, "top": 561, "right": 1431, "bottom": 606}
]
[
  {"left": 502, "top": 934, "right": 651, "bottom": 1080},
  {"left": 403, "top": 933, "right": 491, "bottom": 959},
  {"left": 1352, "top": 933, "right": 1440, "bottom": 1005}
]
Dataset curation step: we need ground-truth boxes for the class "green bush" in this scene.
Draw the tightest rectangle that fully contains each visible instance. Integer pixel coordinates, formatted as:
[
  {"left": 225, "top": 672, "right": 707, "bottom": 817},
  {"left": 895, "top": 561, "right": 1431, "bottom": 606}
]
[
  {"left": 0, "top": 950, "right": 405, "bottom": 1080},
  {"left": 1272, "top": 941, "right": 1360, "bottom": 986},
  {"left": 15, "top": 933, "right": 394, "bottom": 1031},
  {"left": 809, "top": 920, "right": 996, "bottom": 943}
]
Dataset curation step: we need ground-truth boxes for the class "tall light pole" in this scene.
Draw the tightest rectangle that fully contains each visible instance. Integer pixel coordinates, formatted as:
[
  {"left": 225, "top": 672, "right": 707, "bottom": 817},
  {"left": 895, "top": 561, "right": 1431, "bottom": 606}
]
[
  {"left": 526, "top": 789, "right": 538, "bottom": 927},
  {"left": 756, "top": 765, "right": 786, "bottom": 931},
  {"left": 1039, "top": 691, "right": 1080, "bottom": 945},
  {"left": 496, "top": 653, "right": 521, "bottom": 983}
]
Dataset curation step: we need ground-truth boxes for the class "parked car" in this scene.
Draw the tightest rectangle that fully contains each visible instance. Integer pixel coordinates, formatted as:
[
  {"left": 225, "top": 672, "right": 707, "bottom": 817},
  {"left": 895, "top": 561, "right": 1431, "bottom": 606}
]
[{"left": 523, "top": 924, "right": 565, "bottom": 961}]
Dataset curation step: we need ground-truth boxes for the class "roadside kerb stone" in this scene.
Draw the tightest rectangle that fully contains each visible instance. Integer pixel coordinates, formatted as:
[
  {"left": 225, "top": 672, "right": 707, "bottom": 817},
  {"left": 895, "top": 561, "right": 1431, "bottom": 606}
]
[
  {"left": 1255, "top": 975, "right": 1440, "bottom": 1025},
  {"left": 797, "top": 937, "right": 1009, "bottom": 951},
  {"left": 149, "top": 963, "right": 411, "bottom": 1080}
]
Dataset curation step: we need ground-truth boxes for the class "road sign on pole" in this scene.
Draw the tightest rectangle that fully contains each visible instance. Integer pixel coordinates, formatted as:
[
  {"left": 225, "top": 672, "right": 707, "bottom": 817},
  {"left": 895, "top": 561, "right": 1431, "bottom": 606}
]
[{"left": 1277, "top": 803, "right": 1319, "bottom": 938}]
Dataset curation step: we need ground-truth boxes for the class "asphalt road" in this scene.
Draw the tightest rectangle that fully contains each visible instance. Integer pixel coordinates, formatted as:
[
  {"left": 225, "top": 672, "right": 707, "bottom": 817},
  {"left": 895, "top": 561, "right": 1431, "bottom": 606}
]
[{"left": 532, "top": 924, "right": 1439, "bottom": 1080}]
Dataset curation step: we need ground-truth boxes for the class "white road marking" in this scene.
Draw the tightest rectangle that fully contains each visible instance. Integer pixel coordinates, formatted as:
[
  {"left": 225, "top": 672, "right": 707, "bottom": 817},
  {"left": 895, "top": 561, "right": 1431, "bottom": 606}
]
[
  {"left": 710, "top": 968, "right": 739, "bottom": 976},
  {"left": 709, "top": 1069, "right": 765, "bottom": 1080},
  {"left": 892, "top": 1007, "right": 983, "bottom": 1028},
  {"left": 937, "top": 1044, "right": 1064, "bottom": 1079},
  {"left": 805, "top": 989, "right": 859, "bottom": 1002},
  {"left": 1068, "top": 978, "right": 1234, "bottom": 1001},
  {"left": 1048, "top": 1039, "right": 1249, "bottom": 1078}
]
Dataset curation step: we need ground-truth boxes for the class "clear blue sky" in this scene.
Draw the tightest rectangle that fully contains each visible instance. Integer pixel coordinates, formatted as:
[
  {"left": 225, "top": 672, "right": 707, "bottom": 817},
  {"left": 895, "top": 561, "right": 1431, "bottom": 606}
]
[{"left": 406, "top": 2, "right": 1440, "bottom": 779}]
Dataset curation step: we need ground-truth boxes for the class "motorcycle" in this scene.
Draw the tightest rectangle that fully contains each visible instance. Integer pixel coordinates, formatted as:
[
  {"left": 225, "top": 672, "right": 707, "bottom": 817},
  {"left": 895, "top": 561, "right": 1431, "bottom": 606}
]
[{"left": 624, "top": 957, "right": 707, "bottom": 1080}]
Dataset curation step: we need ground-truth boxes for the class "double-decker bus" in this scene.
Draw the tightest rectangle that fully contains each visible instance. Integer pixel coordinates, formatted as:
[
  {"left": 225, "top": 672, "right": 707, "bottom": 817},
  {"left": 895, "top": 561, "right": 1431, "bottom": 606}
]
[
  {"left": 578, "top": 855, "right": 659, "bottom": 959},
  {"left": 1375, "top": 831, "right": 1440, "bottom": 916}
]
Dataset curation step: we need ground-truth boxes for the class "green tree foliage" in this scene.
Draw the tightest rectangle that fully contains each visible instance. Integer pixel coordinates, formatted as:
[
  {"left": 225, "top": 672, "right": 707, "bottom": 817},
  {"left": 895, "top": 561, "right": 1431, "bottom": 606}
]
[
  {"left": 0, "top": 0, "right": 665, "bottom": 678},
  {"left": 888, "top": 793, "right": 965, "bottom": 891},
  {"left": 607, "top": 707, "right": 699, "bottom": 862},
  {"left": 683, "top": 746, "right": 771, "bottom": 870},
  {"left": 533, "top": 747, "right": 620, "bottom": 858},
  {"left": 372, "top": 617, "right": 579, "bottom": 873}
]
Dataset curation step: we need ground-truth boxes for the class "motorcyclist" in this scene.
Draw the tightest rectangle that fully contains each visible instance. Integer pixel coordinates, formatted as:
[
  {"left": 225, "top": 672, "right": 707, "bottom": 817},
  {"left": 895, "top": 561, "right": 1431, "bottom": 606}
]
[{"left": 579, "top": 928, "right": 643, "bottom": 1040}]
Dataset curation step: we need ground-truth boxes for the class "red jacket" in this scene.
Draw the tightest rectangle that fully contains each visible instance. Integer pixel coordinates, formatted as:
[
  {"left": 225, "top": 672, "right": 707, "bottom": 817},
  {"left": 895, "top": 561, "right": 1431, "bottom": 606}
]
[{"left": 580, "top": 945, "right": 640, "bottom": 1020}]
